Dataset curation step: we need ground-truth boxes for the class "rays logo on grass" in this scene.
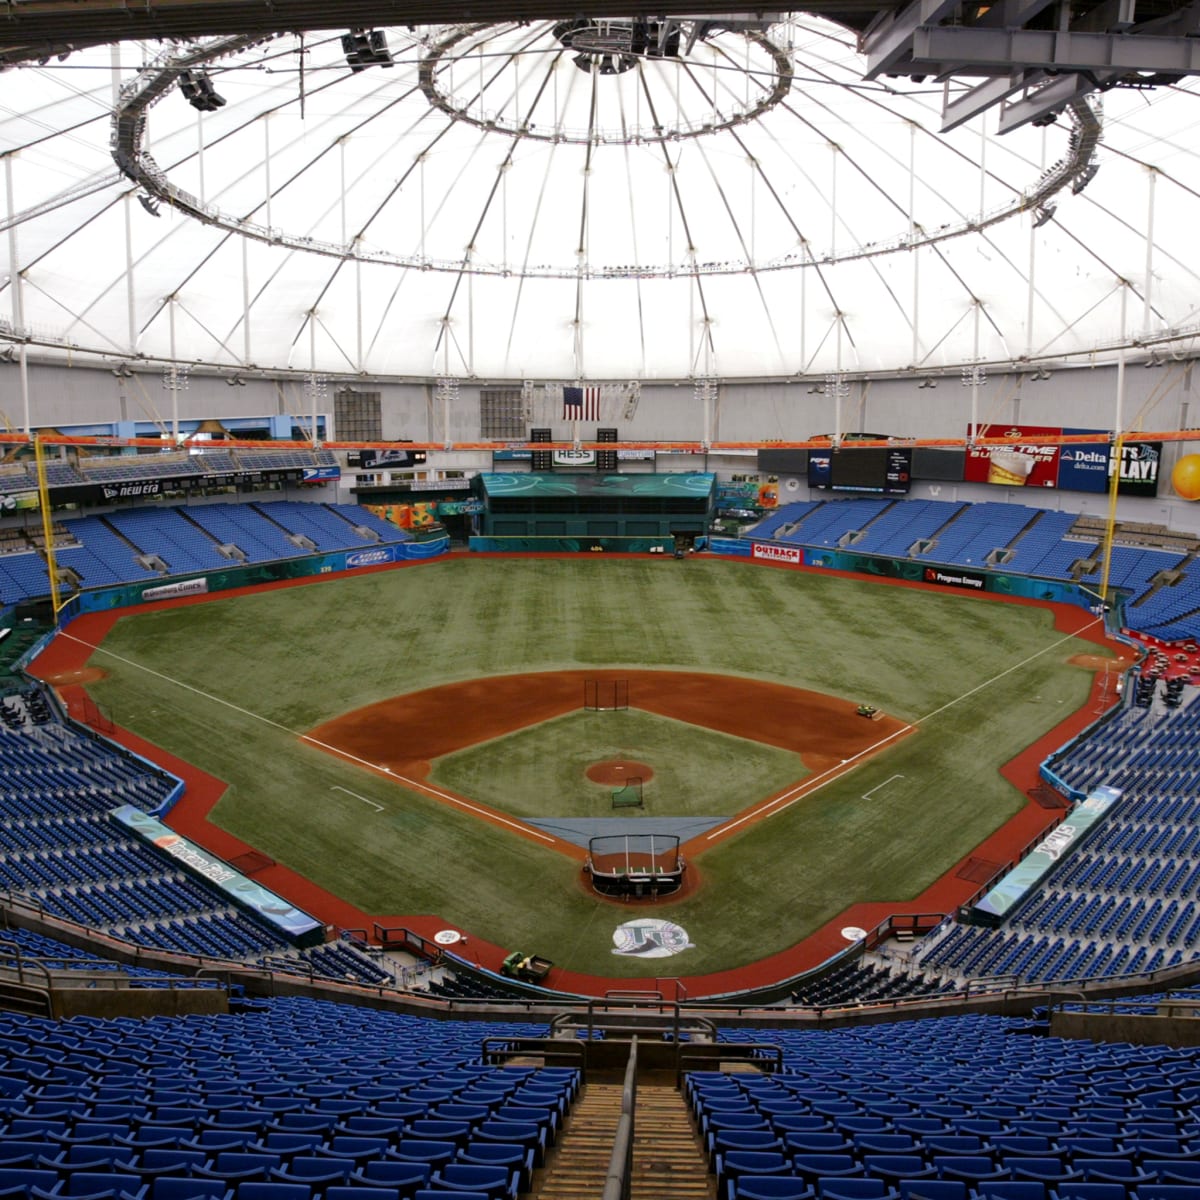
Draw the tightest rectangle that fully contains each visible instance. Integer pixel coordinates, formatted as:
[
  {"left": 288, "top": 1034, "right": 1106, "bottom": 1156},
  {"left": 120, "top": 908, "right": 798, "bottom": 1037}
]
[{"left": 611, "top": 918, "right": 694, "bottom": 958}]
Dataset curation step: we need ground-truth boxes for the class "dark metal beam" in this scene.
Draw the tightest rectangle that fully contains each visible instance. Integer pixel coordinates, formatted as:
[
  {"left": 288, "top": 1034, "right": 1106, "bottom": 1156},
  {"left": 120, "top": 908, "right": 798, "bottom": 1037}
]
[
  {"left": 0, "top": 0, "right": 899, "bottom": 66},
  {"left": 912, "top": 21, "right": 1200, "bottom": 73}
]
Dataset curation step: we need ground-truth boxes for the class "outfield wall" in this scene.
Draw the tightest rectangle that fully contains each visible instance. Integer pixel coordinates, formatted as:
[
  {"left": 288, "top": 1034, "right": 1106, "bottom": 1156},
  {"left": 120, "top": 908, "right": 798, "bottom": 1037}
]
[
  {"left": 469, "top": 535, "right": 677, "bottom": 553},
  {"left": 709, "top": 536, "right": 1111, "bottom": 614}
]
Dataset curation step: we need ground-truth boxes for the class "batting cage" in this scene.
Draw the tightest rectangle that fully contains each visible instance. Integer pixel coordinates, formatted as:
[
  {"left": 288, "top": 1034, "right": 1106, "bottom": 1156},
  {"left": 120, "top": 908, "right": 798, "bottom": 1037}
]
[{"left": 585, "top": 833, "right": 684, "bottom": 898}]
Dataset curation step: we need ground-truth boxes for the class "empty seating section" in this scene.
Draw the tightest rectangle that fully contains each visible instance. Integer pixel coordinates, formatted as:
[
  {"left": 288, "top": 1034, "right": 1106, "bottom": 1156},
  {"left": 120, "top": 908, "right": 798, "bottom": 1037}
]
[
  {"left": 746, "top": 502, "right": 822, "bottom": 540},
  {"left": 849, "top": 500, "right": 964, "bottom": 557},
  {"left": 774, "top": 500, "right": 892, "bottom": 547},
  {"left": 914, "top": 695, "right": 1200, "bottom": 987},
  {"left": 1129, "top": 562, "right": 1200, "bottom": 642},
  {"left": 0, "top": 502, "right": 410, "bottom": 606},
  {"left": 324, "top": 505, "right": 411, "bottom": 544},
  {"left": 258, "top": 943, "right": 395, "bottom": 988},
  {"left": 256, "top": 505, "right": 377, "bottom": 551},
  {"left": 53, "top": 518, "right": 160, "bottom": 589},
  {"left": 788, "top": 959, "right": 956, "bottom": 1008},
  {"left": 180, "top": 506, "right": 290, "bottom": 561},
  {"left": 1005, "top": 511, "right": 1095, "bottom": 578},
  {"left": 77, "top": 455, "right": 203, "bottom": 484},
  {"left": 102, "top": 511, "right": 227, "bottom": 575},
  {"left": 744, "top": 498, "right": 1200, "bottom": 640},
  {"left": 1080, "top": 549, "right": 1184, "bottom": 593},
  {"left": 0, "top": 926, "right": 202, "bottom": 985},
  {"left": 701, "top": 1011, "right": 1200, "bottom": 1200},
  {"left": 0, "top": 720, "right": 303, "bottom": 962},
  {"left": 913, "top": 502, "right": 1037, "bottom": 567},
  {"left": 0, "top": 996, "right": 572, "bottom": 1200}
]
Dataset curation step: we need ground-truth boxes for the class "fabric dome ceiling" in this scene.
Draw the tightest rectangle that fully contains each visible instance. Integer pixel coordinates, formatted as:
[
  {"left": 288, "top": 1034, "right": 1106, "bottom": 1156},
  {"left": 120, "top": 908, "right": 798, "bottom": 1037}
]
[{"left": 2, "top": 16, "right": 1200, "bottom": 380}]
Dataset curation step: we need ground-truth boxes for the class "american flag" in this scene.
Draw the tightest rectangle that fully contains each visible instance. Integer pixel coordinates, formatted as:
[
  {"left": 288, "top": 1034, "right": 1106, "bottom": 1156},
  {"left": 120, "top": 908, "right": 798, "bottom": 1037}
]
[{"left": 563, "top": 384, "right": 601, "bottom": 421}]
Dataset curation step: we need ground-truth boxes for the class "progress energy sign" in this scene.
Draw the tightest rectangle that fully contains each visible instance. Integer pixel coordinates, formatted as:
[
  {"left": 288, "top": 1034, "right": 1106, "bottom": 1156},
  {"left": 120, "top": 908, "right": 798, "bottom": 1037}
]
[
  {"left": 111, "top": 804, "right": 323, "bottom": 945},
  {"left": 967, "top": 425, "right": 1161, "bottom": 496},
  {"left": 971, "top": 785, "right": 1122, "bottom": 923}
]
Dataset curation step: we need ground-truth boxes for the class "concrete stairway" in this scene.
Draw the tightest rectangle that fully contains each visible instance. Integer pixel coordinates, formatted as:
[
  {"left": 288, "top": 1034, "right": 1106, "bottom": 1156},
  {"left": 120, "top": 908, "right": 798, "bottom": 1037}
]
[{"left": 532, "top": 1081, "right": 714, "bottom": 1200}]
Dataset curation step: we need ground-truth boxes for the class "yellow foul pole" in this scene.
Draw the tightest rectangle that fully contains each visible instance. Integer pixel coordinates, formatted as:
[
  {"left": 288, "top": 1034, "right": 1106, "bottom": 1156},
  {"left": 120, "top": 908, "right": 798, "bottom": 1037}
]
[
  {"left": 32, "top": 433, "right": 61, "bottom": 620},
  {"left": 1098, "top": 432, "right": 1124, "bottom": 611}
]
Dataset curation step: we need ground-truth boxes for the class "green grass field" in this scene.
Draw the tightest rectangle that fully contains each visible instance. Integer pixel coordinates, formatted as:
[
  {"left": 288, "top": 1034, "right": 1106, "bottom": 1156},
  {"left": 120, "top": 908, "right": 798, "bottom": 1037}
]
[
  {"left": 428, "top": 709, "right": 807, "bottom": 820},
  {"left": 81, "top": 557, "right": 1107, "bottom": 976}
]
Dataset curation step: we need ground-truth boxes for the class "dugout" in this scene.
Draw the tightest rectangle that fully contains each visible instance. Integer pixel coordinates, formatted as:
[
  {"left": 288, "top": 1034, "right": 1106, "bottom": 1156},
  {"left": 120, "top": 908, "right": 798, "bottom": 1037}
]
[{"left": 474, "top": 471, "right": 715, "bottom": 545}]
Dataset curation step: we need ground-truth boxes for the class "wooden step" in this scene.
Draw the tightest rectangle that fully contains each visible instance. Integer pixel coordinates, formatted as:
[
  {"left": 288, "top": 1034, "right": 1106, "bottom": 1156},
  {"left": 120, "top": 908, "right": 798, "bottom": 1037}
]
[{"left": 533, "top": 1082, "right": 714, "bottom": 1200}]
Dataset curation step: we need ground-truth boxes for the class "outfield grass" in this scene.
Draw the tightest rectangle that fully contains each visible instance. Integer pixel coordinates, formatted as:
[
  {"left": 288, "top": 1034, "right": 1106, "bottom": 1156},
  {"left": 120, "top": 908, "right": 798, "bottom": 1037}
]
[
  {"left": 82, "top": 557, "right": 1107, "bottom": 976},
  {"left": 428, "top": 709, "right": 807, "bottom": 820}
]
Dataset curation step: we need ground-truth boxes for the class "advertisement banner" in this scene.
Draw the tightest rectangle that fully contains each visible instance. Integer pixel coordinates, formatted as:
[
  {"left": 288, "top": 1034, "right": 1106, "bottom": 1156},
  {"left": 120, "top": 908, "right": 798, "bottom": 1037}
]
[
  {"left": 752, "top": 542, "right": 802, "bottom": 565},
  {"left": 966, "top": 425, "right": 1062, "bottom": 488},
  {"left": 968, "top": 425, "right": 1161, "bottom": 496},
  {"left": 1058, "top": 434, "right": 1162, "bottom": 497},
  {"left": 99, "top": 479, "right": 163, "bottom": 501},
  {"left": 301, "top": 465, "right": 341, "bottom": 483},
  {"left": 923, "top": 565, "right": 986, "bottom": 591},
  {"left": 718, "top": 481, "right": 780, "bottom": 509},
  {"left": 972, "top": 786, "right": 1122, "bottom": 922},
  {"left": 437, "top": 498, "right": 484, "bottom": 516},
  {"left": 553, "top": 449, "right": 597, "bottom": 467},
  {"left": 345, "top": 546, "right": 398, "bottom": 569},
  {"left": 807, "top": 452, "right": 832, "bottom": 489},
  {"left": 110, "top": 804, "right": 324, "bottom": 946},
  {"left": 357, "top": 448, "right": 425, "bottom": 468},
  {"left": 143, "top": 577, "right": 209, "bottom": 603},
  {"left": 0, "top": 492, "right": 38, "bottom": 512}
]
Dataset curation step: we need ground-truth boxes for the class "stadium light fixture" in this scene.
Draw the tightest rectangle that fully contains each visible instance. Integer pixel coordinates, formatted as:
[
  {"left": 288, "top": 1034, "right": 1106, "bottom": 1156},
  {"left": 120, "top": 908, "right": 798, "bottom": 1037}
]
[
  {"left": 342, "top": 30, "right": 394, "bottom": 72},
  {"left": 178, "top": 69, "right": 226, "bottom": 112}
]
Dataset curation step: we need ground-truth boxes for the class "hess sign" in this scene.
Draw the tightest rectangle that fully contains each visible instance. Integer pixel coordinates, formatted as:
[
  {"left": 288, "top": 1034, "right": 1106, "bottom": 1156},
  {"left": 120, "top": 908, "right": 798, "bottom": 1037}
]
[{"left": 553, "top": 449, "right": 597, "bottom": 466}]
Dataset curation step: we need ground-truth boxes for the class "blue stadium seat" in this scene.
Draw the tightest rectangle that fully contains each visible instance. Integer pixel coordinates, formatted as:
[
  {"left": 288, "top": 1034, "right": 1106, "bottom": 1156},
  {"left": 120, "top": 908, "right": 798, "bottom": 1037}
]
[
  {"left": 453, "top": 1145, "right": 532, "bottom": 1193},
  {"left": 268, "top": 1158, "right": 356, "bottom": 1188},
  {"left": 425, "top": 1164, "right": 518, "bottom": 1200},
  {"left": 816, "top": 1180, "right": 899, "bottom": 1200},
  {"left": 1049, "top": 1185, "right": 1130, "bottom": 1200},
  {"left": 970, "top": 1185, "right": 1047, "bottom": 1200},
  {"left": 386, "top": 1144, "right": 457, "bottom": 1173},
  {"left": 898, "top": 1185, "right": 965, "bottom": 1200},
  {"left": 346, "top": 1161, "right": 430, "bottom": 1195},
  {"left": 791, "top": 1158, "right": 865, "bottom": 1187},
  {"left": 151, "top": 1183, "right": 231, "bottom": 1200},
  {"left": 0, "top": 1170, "right": 60, "bottom": 1200},
  {"left": 730, "top": 1179, "right": 817, "bottom": 1200},
  {"left": 133, "top": 1151, "right": 208, "bottom": 1181},
  {"left": 236, "top": 1186, "right": 311, "bottom": 1200},
  {"left": 715, "top": 1151, "right": 792, "bottom": 1197}
]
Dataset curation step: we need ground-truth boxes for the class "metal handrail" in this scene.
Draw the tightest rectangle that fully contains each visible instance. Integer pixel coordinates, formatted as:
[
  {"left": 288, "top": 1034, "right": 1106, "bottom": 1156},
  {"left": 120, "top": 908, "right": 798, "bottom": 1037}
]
[
  {"left": 677, "top": 1041, "right": 784, "bottom": 1087},
  {"left": 479, "top": 1036, "right": 587, "bottom": 1081},
  {"left": 600, "top": 1036, "right": 638, "bottom": 1200}
]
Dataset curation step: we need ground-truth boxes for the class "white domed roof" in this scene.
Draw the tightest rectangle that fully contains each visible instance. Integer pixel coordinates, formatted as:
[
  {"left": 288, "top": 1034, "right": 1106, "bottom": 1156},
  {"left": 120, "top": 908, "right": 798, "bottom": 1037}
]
[{"left": 3, "top": 17, "right": 1199, "bottom": 378}]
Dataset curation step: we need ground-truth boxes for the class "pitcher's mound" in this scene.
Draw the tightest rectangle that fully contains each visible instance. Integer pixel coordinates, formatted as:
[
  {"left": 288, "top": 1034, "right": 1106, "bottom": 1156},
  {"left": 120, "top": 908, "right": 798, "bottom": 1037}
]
[{"left": 586, "top": 759, "right": 655, "bottom": 786}]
